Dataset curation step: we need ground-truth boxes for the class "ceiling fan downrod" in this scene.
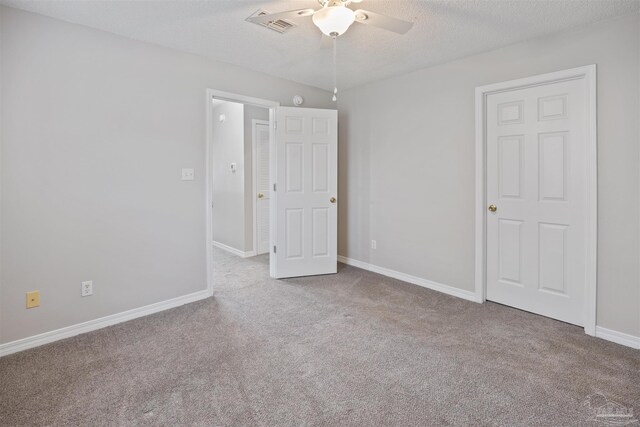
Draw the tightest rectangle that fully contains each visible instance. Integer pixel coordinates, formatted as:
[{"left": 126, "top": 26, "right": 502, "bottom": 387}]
[{"left": 332, "top": 34, "right": 338, "bottom": 102}]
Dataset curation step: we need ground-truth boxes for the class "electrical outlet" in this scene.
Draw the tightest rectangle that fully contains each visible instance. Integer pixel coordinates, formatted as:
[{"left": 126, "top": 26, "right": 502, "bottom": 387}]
[
  {"left": 371, "top": 240, "right": 377, "bottom": 250},
  {"left": 181, "top": 168, "right": 194, "bottom": 181},
  {"left": 26, "top": 291, "right": 40, "bottom": 309},
  {"left": 81, "top": 280, "right": 93, "bottom": 297}
]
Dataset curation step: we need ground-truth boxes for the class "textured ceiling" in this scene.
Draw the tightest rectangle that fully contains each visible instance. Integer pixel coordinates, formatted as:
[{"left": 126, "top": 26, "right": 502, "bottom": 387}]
[{"left": 2, "top": 0, "right": 638, "bottom": 90}]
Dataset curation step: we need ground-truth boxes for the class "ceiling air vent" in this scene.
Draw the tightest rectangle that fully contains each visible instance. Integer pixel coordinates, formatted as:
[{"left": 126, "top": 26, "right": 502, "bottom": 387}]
[{"left": 246, "top": 9, "right": 297, "bottom": 34}]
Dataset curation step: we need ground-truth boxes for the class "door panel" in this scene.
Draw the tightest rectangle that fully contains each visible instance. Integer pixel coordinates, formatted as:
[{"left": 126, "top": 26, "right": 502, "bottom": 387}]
[
  {"left": 285, "top": 143, "right": 304, "bottom": 192},
  {"left": 498, "top": 219, "right": 523, "bottom": 285},
  {"left": 312, "top": 143, "right": 329, "bottom": 192},
  {"left": 285, "top": 208, "right": 304, "bottom": 259},
  {"left": 486, "top": 78, "right": 586, "bottom": 326},
  {"left": 273, "top": 107, "right": 337, "bottom": 278},
  {"left": 498, "top": 136, "right": 523, "bottom": 199},
  {"left": 538, "top": 222, "right": 567, "bottom": 295},
  {"left": 538, "top": 132, "right": 567, "bottom": 201},
  {"left": 312, "top": 207, "right": 329, "bottom": 257}
]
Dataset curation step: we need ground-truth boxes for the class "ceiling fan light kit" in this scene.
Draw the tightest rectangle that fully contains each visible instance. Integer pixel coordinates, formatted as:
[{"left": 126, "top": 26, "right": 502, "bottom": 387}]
[
  {"left": 248, "top": 0, "right": 413, "bottom": 102},
  {"left": 312, "top": 5, "right": 356, "bottom": 37}
]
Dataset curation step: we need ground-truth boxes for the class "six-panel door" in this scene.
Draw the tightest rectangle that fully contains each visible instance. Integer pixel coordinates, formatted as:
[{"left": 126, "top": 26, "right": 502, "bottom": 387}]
[
  {"left": 486, "top": 79, "right": 587, "bottom": 326},
  {"left": 273, "top": 107, "right": 337, "bottom": 278}
]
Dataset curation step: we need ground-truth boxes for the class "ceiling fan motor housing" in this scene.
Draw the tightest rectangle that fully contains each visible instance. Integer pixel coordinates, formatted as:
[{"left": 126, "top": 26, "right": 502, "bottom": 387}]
[{"left": 318, "top": 0, "right": 362, "bottom": 6}]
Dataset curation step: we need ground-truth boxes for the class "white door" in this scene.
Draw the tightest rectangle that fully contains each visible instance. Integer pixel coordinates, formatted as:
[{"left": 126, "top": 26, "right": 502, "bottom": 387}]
[
  {"left": 255, "top": 121, "right": 271, "bottom": 255},
  {"left": 486, "top": 78, "right": 587, "bottom": 326},
  {"left": 272, "top": 107, "right": 338, "bottom": 278}
]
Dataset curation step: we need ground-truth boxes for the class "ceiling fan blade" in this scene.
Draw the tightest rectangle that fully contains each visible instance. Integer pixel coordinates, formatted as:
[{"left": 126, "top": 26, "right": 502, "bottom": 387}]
[
  {"left": 320, "top": 34, "right": 334, "bottom": 49},
  {"left": 352, "top": 9, "right": 414, "bottom": 34},
  {"left": 247, "top": 9, "right": 315, "bottom": 25}
]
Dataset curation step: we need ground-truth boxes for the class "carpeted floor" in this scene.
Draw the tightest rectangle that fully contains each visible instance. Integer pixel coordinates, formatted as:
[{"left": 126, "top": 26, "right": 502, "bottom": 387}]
[{"left": 1, "top": 248, "right": 638, "bottom": 426}]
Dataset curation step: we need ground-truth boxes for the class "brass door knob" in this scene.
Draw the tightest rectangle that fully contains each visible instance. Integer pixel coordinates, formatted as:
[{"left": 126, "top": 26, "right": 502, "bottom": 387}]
[
  {"left": 488, "top": 204, "right": 497, "bottom": 212},
  {"left": 258, "top": 193, "right": 264, "bottom": 199},
  {"left": 330, "top": 197, "right": 337, "bottom": 204}
]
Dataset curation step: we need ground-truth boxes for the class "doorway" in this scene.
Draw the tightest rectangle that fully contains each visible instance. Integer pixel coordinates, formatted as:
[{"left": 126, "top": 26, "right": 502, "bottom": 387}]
[
  {"left": 205, "top": 90, "right": 279, "bottom": 294},
  {"left": 475, "top": 66, "right": 597, "bottom": 335},
  {"left": 209, "top": 99, "right": 270, "bottom": 258},
  {"left": 252, "top": 119, "right": 271, "bottom": 255},
  {"left": 206, "top": 90, "right": 339, "bottom": 291}
]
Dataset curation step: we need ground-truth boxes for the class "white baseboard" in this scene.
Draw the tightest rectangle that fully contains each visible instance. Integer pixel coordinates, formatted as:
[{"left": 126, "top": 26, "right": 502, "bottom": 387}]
[
  {"left": 595, "top": 326, "right": 640, "bottom": 349},
  {"left": 212, "top": 241, "right": 256, "bottom": 258},
  {"left": 337, "top": 255, "right": 481, "bottom": 303},
  {"left": 0, "top": 290, "right": 209, "bottom": 358},
  {"left": 338, "top": 256, "right": 640, "bottom": 350},
  {"left": 3, "top": 265, "right": 636, "bottom": 359}
]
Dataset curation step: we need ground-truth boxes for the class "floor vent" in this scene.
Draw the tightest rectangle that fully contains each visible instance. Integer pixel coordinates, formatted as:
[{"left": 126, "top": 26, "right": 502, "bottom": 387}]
[{"left": 246, "top": 9, "right": 297, "bottom": 34}]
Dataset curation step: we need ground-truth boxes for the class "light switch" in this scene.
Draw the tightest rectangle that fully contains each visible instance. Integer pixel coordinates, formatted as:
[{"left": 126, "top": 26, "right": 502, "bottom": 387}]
[
  {"left": 230, "top": 163, "right": 237, "bottom": 173},
  {"left": 182, "top": 168, "right": 194, "bottom": 181}
]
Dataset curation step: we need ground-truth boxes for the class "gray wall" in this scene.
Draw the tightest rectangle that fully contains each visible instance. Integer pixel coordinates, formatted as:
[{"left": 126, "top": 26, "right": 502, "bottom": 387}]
[
  {"left": 0, "top": 6, "right": 333, "bottom": 344},
  {"left": 0, "top": 6, "right": 4, "bottom": 342},
  {"left": 337, "top": 13, "right": 640, "bottom": 336},
  {"left": 243, "top": 105, "right": 270, "bottom": 253},
  {"left": 212, "top": 101, "right": 246, "bottom": 251}
]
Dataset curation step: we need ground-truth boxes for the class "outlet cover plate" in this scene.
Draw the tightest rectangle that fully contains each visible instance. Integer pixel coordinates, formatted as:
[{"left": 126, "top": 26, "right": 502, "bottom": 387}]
[
  {"left": 182, "top": 168, "right": 195, "bottom": 181},
  {"left": 26, "top": 291, "right": 40, "bottom": 308},
  {"left": 81, "top": 280, "right": 93, "bottom": 297}
]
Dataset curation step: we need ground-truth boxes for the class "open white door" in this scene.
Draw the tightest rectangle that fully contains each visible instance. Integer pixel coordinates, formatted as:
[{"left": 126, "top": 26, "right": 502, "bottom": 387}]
[{"left": 271, "top": 107, "right": 338, "bottom": 279}]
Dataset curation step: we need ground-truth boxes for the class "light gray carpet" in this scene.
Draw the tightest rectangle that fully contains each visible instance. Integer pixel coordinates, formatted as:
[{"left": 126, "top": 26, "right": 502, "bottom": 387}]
[{"left": 1, "top": 248, "right": 638, "bottom": 426}]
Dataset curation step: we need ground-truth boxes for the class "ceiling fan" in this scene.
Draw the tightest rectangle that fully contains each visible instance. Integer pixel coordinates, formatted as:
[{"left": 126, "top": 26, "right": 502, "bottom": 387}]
[
  {"left": 247, "top": 0, "right": 414, "bottom": 38},
  {"left": 248, "top": 0, "right": 413, "bottom": 102}
]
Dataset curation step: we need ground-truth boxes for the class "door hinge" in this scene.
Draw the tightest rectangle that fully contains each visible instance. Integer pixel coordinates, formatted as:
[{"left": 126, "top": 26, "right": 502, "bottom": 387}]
[
  {"left": 273, "top": 183, "right": 277, "bottom": 191},
  {"left": 273, "top": 245, "right": 277, "bottom": 253}
]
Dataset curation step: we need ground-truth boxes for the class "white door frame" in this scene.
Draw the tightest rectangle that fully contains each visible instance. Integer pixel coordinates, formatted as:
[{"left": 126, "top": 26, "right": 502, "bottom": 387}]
[
  {"left": 474, "top": 65, "right": 597, "bottom": 335},
  {"left": 205, "top": 89, "right": 280, "bottom": 296},
  {"left": 252, "top": 118, "right": 270, "bottom": 256}
]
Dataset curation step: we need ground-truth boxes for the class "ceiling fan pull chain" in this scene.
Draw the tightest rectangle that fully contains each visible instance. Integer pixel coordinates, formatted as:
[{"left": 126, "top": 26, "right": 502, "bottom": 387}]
[{"left": 332, "top": 34, "right": 338, "bottom": 102}]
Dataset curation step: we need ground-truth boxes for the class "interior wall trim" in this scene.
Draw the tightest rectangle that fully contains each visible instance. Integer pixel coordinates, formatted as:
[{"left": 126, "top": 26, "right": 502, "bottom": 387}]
[
  {"left": 595, "top": 326, "right": 640, "bottom": 350},
  {"left": 337, "top": 255, "right": 482, "bottom": 303},
  {"left": 0, "top": 290, "right": 209, "bottom": 358},
  {"left": 212, "top": 241, "right": 257, "bottom": 258}
]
